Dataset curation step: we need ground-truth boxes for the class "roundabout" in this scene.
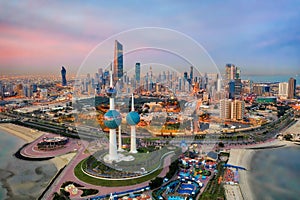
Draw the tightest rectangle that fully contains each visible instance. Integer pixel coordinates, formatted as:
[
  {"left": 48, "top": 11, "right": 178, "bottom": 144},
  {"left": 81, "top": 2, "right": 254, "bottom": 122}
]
[{"left": 74, "top": 146, "right": 180, "bottom": 186}]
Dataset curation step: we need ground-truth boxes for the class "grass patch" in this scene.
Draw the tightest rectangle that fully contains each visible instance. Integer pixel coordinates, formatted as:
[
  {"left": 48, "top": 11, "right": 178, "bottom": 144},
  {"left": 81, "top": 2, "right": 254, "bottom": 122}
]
[
  {"left": 74, "top": 159, "right": 163, "bottom": 187},
  {"left": 199, "top": 162, "right": 226, "bottom": 200},
  {"left": 81, "top": 189, "right": 99, "bottom": 197}
]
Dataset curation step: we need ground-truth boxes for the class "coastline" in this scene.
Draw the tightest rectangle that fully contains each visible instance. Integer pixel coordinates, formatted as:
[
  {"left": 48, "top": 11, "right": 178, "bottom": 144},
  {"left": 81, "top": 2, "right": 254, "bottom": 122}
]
[
  {"left": 0, "top": 123, "right": 43, "bottom": 143},
  {"left": 226, "top": 139, "right": 291, "bottom": 200},
  {"left": 238, "top": 149, "right": 255, "bottom": 200},
  {"left": 225, "top": 148, "right": 255, "bottom": 200},
  {"left": 0, "top": 123, "right": 75, "bottom": 170},
  {"left": 0, "top": 124, "right": 59, "bottom": 199}
]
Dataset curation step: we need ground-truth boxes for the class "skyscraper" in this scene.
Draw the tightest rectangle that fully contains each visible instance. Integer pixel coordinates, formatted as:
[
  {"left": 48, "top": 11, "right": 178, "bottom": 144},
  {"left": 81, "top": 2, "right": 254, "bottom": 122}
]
[
  {"left": 61, "top": 66, "right": 67, "bottom": 86},
  {"left": 225, "top": 64, "right": 236, "bottom": 81},
  {"left": 288, "top": 77, "right": 296, "bottom": 99},
  {"left": 190, "top": 66, "right": 193, "bottom": 83},
  {"left": 231, "top": 100, "right": 245, "bottom": 121},
  {"left": 279, "top": 82, "right": 289, "bottom": 98},
  {"left": 220, "top": 99, "right": 231, "bottom": 120},
  {"left": 135, "top": 63, "right": 140, "bottom": 85},
  {"left": 113, "top": 40, "right": 123, "bottom": 82},
  {"left": 228, "top": 80, "right": 235, "bottom": 99},
  {"left": 0, "top": 82, "right": 4, "bottom": 100},
  {"left": 220, "top": 99, "right": 245, "bottom": 121}
]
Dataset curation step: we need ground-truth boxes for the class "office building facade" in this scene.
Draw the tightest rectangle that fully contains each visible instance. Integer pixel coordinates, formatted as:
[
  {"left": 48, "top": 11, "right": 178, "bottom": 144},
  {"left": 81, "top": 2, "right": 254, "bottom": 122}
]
[
  {"left": 61, "top": 66, "right": 67, "bottom": 86},
  {"left": 114, "top": 40, "right": 123, "bottom": 82},
  {"left": 278, "top": 82, "right": 289, "bottom": 98},
  {"left": 135, "top": 63, "right": 140, "bottom": 85},
  {"left": 288, "top": 77, "right": 296, "bottom": 99}
]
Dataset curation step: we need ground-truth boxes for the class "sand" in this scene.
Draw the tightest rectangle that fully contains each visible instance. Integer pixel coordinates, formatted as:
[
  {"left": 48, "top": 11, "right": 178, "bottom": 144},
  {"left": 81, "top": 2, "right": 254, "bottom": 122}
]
[
  {"left": 50, "top": 152, "right": 77, "bottom": 169},
  {"left": 0, "top": 123, "right": 75, "bottom": 171},
  {"left": 225, "top": 149, "right": 255, "bottom": 200},
  {"left": 226, "top": 139, "right": 292, "bottom": 200},
  {"left": 0, "top": 123, "right": 43, "bottom": 143}
]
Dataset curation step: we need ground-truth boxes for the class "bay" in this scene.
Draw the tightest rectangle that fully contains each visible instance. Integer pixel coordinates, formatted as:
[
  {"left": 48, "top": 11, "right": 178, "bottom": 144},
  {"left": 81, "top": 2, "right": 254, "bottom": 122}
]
[
  {"left": 249, "top": 146, "right": 300, "bottom": 200},
  {"left": 242, "top": 74, "right": 300, "bottom": 85},
  {"left": 0, "top": 129, "right": 57, "bottom": 200}
]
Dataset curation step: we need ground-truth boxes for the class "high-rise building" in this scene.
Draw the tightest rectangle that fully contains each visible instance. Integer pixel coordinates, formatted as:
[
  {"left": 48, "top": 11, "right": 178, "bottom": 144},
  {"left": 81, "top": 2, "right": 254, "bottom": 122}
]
[
  {"left": 225, "top": 64, "right": 236, "bottom": 81},
  {"left": 288, "top": 77, "right": 296, "bottom": 99},
  {"left": 220, "top": 99, "right": 232, "bottom": 120},
  {"left": 234, "top": 78, "right": 242, "bottom": 97},
  {"left": 228, "top": 80, "right": 235, "bottom": 99},
  {"left": 231, "top": 100, "right": 245, "bottom": 121},
  {"left": 278, "top": 82, "right": 289, "bottom": 98},
  {"left": 235, "top": 67, "right": 241, "bottom": 79},
  {"left": 0, "top": 82, "right": 4, "bottom": 100},
  {"left": 113, "top": 40, "right": 123, "bottom": 82},
  {"left": 61, "top": 66, "right": 67, "bottom": 86},
  {"left": 135, "top": 63, "right": 140, "bottom": 85},
  {"left": 220, "top": 99, "right": 245, "bottom": 121},
  {"left": 184, "top": 72, "right": 188, "bottom": 81},
  {"left": 190, "top": 66, "right": 193, "bottom": 83},
  {"left": 179, "top": 78, "right": 182, "bottom": 91}
]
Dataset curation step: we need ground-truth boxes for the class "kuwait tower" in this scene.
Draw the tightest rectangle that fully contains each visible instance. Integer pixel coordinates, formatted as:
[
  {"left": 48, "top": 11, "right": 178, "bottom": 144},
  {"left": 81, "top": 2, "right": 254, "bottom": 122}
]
[
  {"left": 126, "top": 94, "right": 140, "bottom": 153},
  {"left": 103, "top": 65, "right": 121, "bottom": 161}
]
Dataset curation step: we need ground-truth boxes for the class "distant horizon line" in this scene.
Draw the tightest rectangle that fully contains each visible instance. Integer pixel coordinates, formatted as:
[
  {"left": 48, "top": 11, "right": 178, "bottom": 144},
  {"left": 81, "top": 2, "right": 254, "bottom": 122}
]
[{"left": 0, "top": 72, "right": 299, "bottom": 77}]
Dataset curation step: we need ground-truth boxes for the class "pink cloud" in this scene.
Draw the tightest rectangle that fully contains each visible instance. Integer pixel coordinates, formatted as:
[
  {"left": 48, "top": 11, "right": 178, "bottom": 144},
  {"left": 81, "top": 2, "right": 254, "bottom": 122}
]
[{"left": 0, "top": 23, "right": 94, "bottom": 67}]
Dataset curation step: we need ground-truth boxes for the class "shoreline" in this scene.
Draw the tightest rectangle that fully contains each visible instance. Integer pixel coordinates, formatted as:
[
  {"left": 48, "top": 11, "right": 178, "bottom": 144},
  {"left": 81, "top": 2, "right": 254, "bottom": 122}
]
[
  {"left": 0, "top": 123, "right": 76, "bottom": 199},
  {"left": 225, "top": 148, "right": 255, "bottom": 200},
  {"left": 0, "top": 123, "right": 77, "bottom": 170},
  {"left": 226, "top": 139, "right": 291, "bottom": 200},
  {"left": 0, "top": 123, "right": 43, "bottom": 143},
  {"left": 238, "top": 149, "right": 255, "bottom": 200}
]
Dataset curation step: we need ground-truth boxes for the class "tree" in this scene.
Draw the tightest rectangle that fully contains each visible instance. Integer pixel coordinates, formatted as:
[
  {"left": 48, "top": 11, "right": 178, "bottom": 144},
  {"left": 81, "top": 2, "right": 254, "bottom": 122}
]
[
  {"left": 149, "top": 177, "right": 164, "bottom": 189},
  {"left": 218, "top": 142, "right": 224, "bottom": 148},
  {"left": 283, "top": 134, "right": 293, "bottom": 141}
]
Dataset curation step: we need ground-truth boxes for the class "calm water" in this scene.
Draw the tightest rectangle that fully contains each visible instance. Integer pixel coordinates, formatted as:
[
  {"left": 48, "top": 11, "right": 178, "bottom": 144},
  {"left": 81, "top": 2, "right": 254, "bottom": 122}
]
[
  {"left": 249, "top": 146, "right": 300, "bottom": 200},
  {"left": 0, "top": 130, "right": 57, "bottom": 200},
  {"left": 243, "top": 75, "right": 300, "bottom": 85}
]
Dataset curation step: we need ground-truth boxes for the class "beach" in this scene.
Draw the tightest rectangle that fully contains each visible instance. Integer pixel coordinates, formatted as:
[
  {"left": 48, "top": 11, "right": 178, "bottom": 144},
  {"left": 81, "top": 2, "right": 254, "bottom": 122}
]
[
  {"left": 225, "top": 148, "right": 255, "bottom": 200},
  {"left": 0, "top": 123, "right": 72, "bottom": 199},
  {"left": 0, "top": 123, "right": 43, "bottom": 143},
  {"left": 225, "top": 133, "right": 300, "bottom": 200},
  {"left": 0, "top": 123, "right": 75, "bottom": 169}
]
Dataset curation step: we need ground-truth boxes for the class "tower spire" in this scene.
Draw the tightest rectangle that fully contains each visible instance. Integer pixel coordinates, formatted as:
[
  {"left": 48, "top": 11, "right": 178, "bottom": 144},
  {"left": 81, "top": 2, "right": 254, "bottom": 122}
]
[
  {"left": 131, "top": 94, "right": 134, "bottom": 111},
  {"left": 110, "top": 63, "right": 113, "bottom": 87}
]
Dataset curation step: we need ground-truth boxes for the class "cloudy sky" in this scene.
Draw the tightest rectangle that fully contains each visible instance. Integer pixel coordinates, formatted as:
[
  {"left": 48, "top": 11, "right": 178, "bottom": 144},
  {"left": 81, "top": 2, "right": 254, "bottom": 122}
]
[{"left": 1, "top": 0, "right": 300, "bottom": 76}]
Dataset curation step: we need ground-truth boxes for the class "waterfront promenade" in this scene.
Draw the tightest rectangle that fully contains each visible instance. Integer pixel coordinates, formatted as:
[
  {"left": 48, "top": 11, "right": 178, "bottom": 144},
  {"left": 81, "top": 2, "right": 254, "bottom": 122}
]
[{"left": 42, "top": 143, "right": 174, "bottom": 199}]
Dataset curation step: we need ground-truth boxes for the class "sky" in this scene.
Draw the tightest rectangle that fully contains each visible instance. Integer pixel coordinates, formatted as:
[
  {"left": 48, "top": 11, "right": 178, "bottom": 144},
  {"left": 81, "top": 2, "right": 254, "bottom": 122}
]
[{"left": 0, "top": 0, "right": 300, "bottom": 76}]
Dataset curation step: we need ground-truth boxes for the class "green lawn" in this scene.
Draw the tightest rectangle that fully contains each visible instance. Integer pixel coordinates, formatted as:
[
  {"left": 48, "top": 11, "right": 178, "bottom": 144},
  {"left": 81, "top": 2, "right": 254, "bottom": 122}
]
[{"left": 74, "top": 159, "right": 163, "bottom": 187}]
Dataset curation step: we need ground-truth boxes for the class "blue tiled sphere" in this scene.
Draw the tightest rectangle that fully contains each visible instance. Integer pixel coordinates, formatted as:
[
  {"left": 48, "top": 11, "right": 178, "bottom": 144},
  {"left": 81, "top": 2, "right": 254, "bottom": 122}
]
[
  {"left": 106, "top": 87, "right": 117, "bottom": 97},
  {"left": 126, "top": 111, "right": 140, "bottom": 125},
  {"left": 104, "top": 110, "right": 122, "bottom": 129}
]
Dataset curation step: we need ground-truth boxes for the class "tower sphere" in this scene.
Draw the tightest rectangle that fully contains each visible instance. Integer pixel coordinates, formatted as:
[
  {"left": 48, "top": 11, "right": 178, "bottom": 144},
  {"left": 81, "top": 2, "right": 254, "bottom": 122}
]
[
  {"left": 104, "top": 110, "right": 122, "bottom": 129},
  {"left": 106, "top": 87, "right": 117, "bottom": 97},
  {"left": 126, "top": 111, "right": 140, "bottom": 125}
]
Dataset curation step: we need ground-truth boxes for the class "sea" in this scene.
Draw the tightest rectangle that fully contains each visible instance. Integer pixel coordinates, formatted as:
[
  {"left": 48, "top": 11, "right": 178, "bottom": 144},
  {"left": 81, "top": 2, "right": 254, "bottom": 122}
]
[
  {"left": 248, "top": 146, "right": 300, "bottom": 200},
  {"left": 0, "top": 130, "right": 57, "bottom": 200},
  {"left": 242, "top": 74, "right": 300, "bottom": 86}
]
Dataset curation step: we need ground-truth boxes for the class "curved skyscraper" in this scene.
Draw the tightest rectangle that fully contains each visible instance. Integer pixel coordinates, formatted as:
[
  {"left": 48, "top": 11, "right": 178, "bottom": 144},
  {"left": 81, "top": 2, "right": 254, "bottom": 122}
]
[
  {"left": 113, "top": 40, "right": 123, "bottom": 83},
  {"left": 61, "top": 66, "right": 67, "bottom": 86}
]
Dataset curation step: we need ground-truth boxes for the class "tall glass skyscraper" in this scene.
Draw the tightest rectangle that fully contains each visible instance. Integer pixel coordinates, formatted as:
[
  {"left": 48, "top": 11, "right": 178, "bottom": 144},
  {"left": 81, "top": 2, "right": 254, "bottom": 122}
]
[
  {"left": 190, "top": 66, "right": 193, "bottom": 83},
  {"left": 61, "top": 66, "right": 67, "bottom": 86},
  {"left": 288, "top": 77, "right": 296, "bottom": 99},
  {"left": 135, "top": 63, "right": 140, "bottom": 84},
  {"left": 114, "top": 40, "right": 123, "bottom": 82},
  {"left": 225, "top": 64, "right": 236, "bottom": 81},
  {"left": 229, "top": 80, "right": 235, "bottom": 99}
]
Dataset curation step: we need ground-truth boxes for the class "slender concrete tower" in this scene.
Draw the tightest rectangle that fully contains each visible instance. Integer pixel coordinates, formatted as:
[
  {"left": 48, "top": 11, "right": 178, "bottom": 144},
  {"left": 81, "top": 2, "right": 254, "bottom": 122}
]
[
  {"left": 126, "top": 94, "right": 140, "bottom": 153},
  {"left": 118, "top": 125, "right": 123, "bottom": 151},
  {"left": 104, "top": 64, "right": 121, "bottom": 161}
]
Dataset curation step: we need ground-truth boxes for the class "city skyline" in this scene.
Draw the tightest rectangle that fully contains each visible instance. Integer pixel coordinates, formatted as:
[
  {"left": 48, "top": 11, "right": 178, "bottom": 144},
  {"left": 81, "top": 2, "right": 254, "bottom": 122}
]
[{"left": 0, "top": 1, "right": 300, "bottom": 76}]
